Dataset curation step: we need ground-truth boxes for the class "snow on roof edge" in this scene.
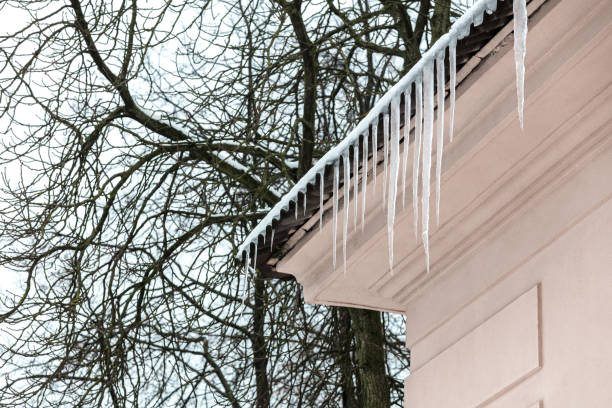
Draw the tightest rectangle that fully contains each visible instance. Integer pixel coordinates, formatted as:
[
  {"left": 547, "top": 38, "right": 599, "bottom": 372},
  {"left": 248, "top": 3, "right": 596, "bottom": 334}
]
[{"left": 238, "top": 0, "right": 501, "bottom": 258}]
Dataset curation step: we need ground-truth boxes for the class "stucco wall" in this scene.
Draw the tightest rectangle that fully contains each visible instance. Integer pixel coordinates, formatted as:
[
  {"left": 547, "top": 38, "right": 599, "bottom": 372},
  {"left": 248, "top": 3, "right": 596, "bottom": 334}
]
[{"left": 276, "top": 0, "right": 612, "bottom": 405}]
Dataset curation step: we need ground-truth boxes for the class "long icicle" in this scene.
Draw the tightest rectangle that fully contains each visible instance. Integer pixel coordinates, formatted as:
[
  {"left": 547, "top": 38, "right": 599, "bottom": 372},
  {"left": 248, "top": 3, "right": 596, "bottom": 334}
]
[
  {"left": 383, "top": 112, "right": 389, "bottom": 207},
  {"left": 333, "top": 161, "right": 339, "bottom": 270},
  {"left": 303, "top": 189, "right": 307, "bottom": 216},
  {"left": 372, "top": 122, "right": 378, "bottom": 188},
  {"left": 513, "top": 0, "right": 528, "bottom": 129},
  {"left": 413, "top": 77, "right": 423, "bottom": 241},
  {"left": 402, "top": 86, "right": 411, "bottom": 209},
  {"left": 422, "top": 60, "right": 435, "bottom": 273},
  {"left": 449, "top": 39, "right": 457, "bottom": 143},
  {"left": 270, "top": 229, "right": 274, "bottom": 250},
  {"left": 244, "top": 250, "right": 249, "bottom": 282},
  {"left": 343, "top": 150, "right": 350, "bottom": 276},
  {"left": 353, "top": 143, "right": 359, "bottom": 232},
  {"left": 436, "top": 53, "right": 445, "bottom": 225},
  {"left": 243, "top": 250, "right": 250, "bottom": 304},
  {"left": 319, "top": 171, "right": 324, "bottom": 231},
  {"left": 361, "top": 131, "right": 368, "bottom": 232},
  {"left": 388, "top": 96, "right": 401, "bottom": 274}
]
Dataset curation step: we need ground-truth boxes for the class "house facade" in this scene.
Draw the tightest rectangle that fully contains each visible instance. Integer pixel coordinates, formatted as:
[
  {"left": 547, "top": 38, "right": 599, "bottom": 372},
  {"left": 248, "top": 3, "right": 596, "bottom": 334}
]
[{"left": 243, "top": 0, "right": 612, "bottom": 405}]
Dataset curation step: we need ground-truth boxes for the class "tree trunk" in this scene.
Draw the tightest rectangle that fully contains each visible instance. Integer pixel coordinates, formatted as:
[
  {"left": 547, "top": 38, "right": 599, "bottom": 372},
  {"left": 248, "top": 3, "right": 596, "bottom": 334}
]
[
  {"left": 335, "top": 307, "right": 360, "bottom": 408},
  {"left": 431, "top": 0, "right": 451, "bottom": 43},
  {"left": 348, "top": 308, "right": 390, "bottom": 408},
  {"left": 252, "top": 274, "right": 270, "bottom": 408},
  {"left": 283, "top": 0, "right": 318, "bottom": 179}
]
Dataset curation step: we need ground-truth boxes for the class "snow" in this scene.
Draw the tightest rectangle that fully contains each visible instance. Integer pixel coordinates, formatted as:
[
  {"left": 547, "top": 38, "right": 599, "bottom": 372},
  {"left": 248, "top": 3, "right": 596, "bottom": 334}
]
[
  {"left": 402, "top": 87, "right": 411, "bottom": 209},
  {"left": 514, "top": 0, "right": 528, "bottom": 129},
  {"left": 436, "top": 53, "right": 446, "bottom": 225},
  {"left": 421, "top": 60, "right": 435, "bottom": 273},
  {"left": 238, "top": 0, "right": 529, "bottom": 278},
  {"left": 387, "top": 96, "right": 401, "bottom": 274},
  {"left": 285, "top": 159, "right": 299, "bottom": 169}
]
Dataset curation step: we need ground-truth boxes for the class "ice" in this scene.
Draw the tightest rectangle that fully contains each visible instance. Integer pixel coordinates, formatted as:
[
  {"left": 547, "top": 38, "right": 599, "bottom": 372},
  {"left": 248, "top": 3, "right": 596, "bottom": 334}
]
[
  {"left": 413, "top": 77, "right": 423, "bottom": 241},
  {"left": 422, "top": 60, "right": 435, "bottom": 273},
  {"left": 237, "top": 0, "right": 532, "bottom": 277},
  {"left": 253, "top": 242, "right": 258, "bottom": 271},
  {"left": 436, "top": 53, "right": 446, "bottom": 225},
  {"left": 402, "top": 87, "right": 411, "bottom": 209},
  {"left": 387, "top": 96, "right": 401, "bottom": 274},
  {"left": 361, "top": 132, "right": 368, "bottom": 232},
  {"left": 353, "top": 143, "right": 359, "bottom": 231},
  {"left": 333, "top": 161, "right": 339, "bottom": 269},
  {"left": 513, "top": 0, "right": 527, "bottom": 129},
  {"left": 343, "top": 150, "right": 350, "bottom": 276},
  {"left": 333, "top": 162, "right": 340, "bottom": 270},
  {"left": 372, "top": 122, "right": 378, "bottom": 188},
  {"left": 303, "top": 190, "right": 307, "bottom": 216},
  {"left": 449, "top": 40, "right": 457, "bottom": 143},
  {"left": 319, "top": 171, "right": 324, "bottom": 231},
  {"left": 383, "top": 112, "right": 389, "bottom": 206},
  {"left": 270, "top": 229, "right": 274, "bottom": 250},
  {"left": 295, "top": 197, "right": 298, "bottom": 219},
  {"left": 244, "top": 250, "right": 250, "bottom": 281},
  {"left": 243, "top": 250, "right": 250, "bottom": 305}
]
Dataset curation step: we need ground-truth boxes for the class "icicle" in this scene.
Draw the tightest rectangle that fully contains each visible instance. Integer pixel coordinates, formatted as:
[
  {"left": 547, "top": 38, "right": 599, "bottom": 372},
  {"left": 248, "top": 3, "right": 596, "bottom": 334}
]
[
  {"left": 361, "top": 132, "right": 368, "bottom": 232},
  {"left": 253, "top": 242, "right": 258, "bottom": 271},
  {"left": 239, "top": 250, "right": 250, "bottom": 317},
  {"left": 243, "top": 249, "right": 250, "bottom": 304},
  {"left": 514, "top": 0, "right": 527, "bottom": 129},
  {"left": 295, "top": 197, "right": 298, "bottom": 219},
  {"left": 244, "top": 250, "right": 250, "bottom": 281},
  {"left": 342, "top": 150, "right": 350, "bottom": 276},
  {"left": 473, "top": 8, "right": 484, "bottom": 26},
  {"left": 319, "top": 171, "right": 324, "bottom": 231},
  {"left": 449, "top": 40, "right": 456, "bottom": 143},
  {"left": 402, "top": 86, "right": 411, "bottom": 209},
  {"left": 413, "top": 77, "right": 423, "bottom": 241},
  {"left": 422, "top": 60, "right": 435, "bottom": 273},
  {"left": 353, "top": 143, "right": 359, "bottom": 232},
  {"left": 270, "top": 229, "right": 275, "bottom": 250},
  {"left": 372, "top": 122, "right": 378, "bottom": 187},
  {"left": 387, "top": 96, "right": 401, "bottom": 274},
  {"left": 303, "top": 189, "right": 307, "bottom": 216},
  {"left": 333, "top": 161, "right": 339, "bottom": 269},
  {"left": 436, "top": 53, "right": 446, "bottom": 225},
  {"left": 383, "top": 112, "right": 389, "bottom": 206}
]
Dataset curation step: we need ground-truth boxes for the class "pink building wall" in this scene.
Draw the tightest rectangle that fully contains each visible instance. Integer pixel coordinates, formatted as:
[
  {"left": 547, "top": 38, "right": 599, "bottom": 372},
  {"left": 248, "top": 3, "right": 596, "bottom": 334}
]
[{"left": 277, "top": 0, "right": 612, "bottom": 405}]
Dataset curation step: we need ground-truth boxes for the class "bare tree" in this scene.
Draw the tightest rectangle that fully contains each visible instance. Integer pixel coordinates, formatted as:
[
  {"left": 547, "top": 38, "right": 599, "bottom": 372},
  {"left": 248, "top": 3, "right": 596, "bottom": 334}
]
[{"left": 0, "top": 0, "right": 464, "bottom": 406}]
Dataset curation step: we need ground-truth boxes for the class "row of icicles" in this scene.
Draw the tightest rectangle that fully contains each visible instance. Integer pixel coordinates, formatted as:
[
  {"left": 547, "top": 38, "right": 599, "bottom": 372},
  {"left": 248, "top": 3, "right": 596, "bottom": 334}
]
[
  {"left": 243, "top": 0, "right": 527, "bottom": 279},
  {"left": 327, "top": 50, "right": 454, "bottom": 276}
]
